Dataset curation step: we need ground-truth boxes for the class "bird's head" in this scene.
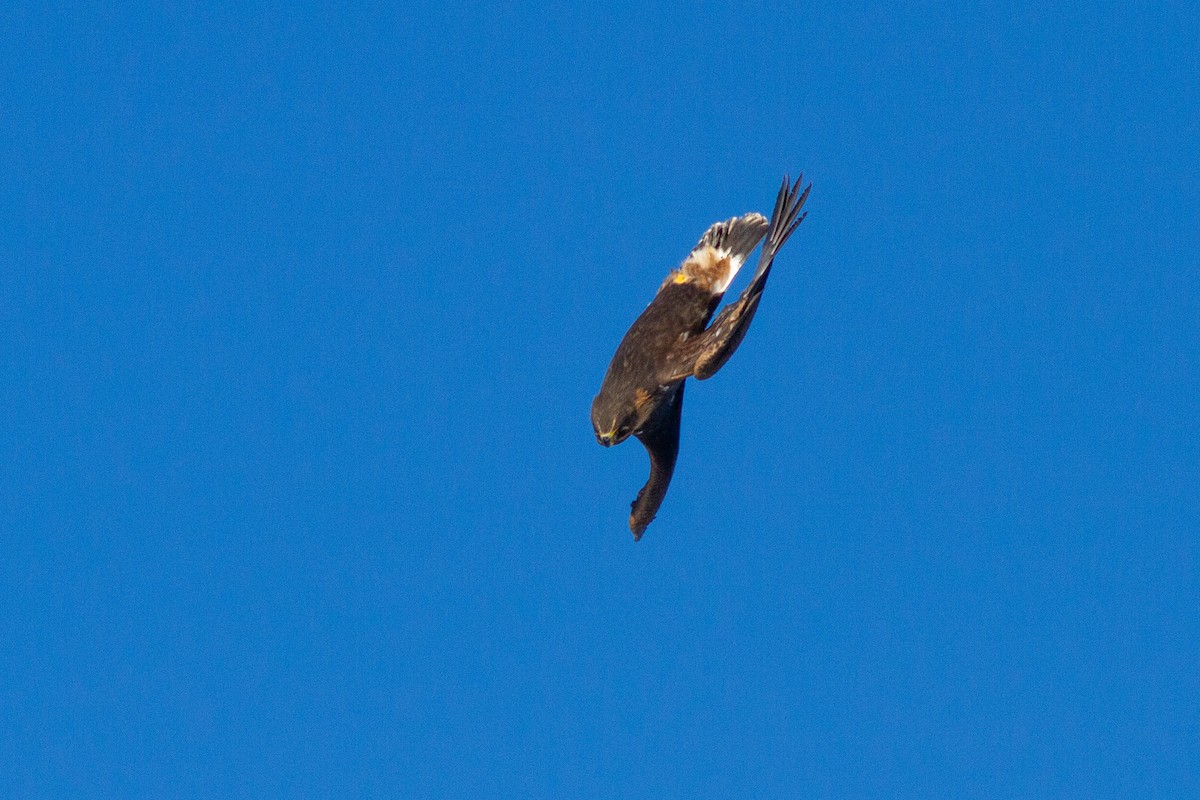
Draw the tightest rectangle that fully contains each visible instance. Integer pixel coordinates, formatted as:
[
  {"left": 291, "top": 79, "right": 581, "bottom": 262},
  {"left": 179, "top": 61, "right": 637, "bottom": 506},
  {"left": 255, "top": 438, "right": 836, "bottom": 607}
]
[{"left": 590, "top": 390, "right": 642, "bottom": 447}]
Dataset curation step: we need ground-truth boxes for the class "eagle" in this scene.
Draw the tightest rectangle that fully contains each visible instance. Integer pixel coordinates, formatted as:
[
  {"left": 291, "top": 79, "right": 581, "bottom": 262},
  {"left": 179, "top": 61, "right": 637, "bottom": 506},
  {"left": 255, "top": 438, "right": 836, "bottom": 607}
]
[{"left": 591, "top": 176, "right": 811, "bottom": 539}]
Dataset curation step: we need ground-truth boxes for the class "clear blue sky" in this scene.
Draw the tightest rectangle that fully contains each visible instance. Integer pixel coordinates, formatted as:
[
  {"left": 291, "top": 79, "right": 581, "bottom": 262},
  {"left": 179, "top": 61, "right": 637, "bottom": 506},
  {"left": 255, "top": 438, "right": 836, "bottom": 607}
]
[{"left": 3, "top": 2, "right": 1198, "bottom": 797}]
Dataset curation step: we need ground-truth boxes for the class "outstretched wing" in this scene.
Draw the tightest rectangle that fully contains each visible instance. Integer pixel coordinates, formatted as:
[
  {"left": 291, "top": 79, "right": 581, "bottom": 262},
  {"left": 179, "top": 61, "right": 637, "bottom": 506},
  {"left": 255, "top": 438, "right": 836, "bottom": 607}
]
[
  {"left": 629, "top": 381, "right": 685, "bottom": 540},
  {"left": 662, "top": 175, "right": 811, "bottom": 382}
]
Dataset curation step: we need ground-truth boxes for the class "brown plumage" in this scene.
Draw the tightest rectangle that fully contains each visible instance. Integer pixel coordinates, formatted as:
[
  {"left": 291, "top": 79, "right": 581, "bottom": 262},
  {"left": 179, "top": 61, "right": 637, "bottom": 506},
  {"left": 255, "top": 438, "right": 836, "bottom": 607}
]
[{"left": 591, "top": 176, "right": 811, "bottom": 539}]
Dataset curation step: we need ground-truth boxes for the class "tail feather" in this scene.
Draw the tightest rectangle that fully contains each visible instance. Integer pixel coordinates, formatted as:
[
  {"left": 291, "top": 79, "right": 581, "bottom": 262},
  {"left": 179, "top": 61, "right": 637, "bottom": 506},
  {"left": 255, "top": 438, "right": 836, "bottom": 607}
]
[
  {"left": 686, "top": 174, "right": 811, "bottom": 381},
  {"left": 695, "top": 212, "right": 769, "bottom": 263},
  {"left": 683, "top": 212, "right": 769, "bottom": 294}
]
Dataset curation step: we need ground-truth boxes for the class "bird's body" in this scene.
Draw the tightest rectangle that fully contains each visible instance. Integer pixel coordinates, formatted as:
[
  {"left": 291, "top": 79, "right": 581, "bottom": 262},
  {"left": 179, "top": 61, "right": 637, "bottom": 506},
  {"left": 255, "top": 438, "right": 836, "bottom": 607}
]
[{"left": 592, "top": 176, "right": 811, "bottom": 539}]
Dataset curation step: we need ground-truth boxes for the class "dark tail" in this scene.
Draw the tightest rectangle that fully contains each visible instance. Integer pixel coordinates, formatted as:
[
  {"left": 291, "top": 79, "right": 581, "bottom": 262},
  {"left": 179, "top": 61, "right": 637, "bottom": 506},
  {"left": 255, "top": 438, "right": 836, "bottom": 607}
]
[{"left": 694, "top": 213, "right": 769, "bottom": 264}]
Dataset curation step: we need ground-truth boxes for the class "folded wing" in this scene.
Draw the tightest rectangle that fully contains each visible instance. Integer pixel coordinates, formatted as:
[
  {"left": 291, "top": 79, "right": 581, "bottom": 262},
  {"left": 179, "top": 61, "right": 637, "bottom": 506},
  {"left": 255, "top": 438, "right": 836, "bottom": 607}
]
[
  {"left": 662, "top": 175, "right": 811, "bottom": 382},
  {"left": 629, "top": 381, "right": 685, "bottom": 540}
]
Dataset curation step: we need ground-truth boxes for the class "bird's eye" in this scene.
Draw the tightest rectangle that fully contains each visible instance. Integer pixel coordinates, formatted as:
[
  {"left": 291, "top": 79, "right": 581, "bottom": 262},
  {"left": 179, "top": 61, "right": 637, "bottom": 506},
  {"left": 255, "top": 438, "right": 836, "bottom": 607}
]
[{"left": 617, "top": 425, "right": 631, "bottom": 438}]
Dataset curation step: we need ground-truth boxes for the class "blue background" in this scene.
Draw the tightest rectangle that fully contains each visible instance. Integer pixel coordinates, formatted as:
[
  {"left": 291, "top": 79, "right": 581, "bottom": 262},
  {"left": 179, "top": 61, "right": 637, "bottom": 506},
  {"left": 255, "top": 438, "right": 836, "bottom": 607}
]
[{"left": 3, "top": 2, "right": 1198, "bottom": 797}]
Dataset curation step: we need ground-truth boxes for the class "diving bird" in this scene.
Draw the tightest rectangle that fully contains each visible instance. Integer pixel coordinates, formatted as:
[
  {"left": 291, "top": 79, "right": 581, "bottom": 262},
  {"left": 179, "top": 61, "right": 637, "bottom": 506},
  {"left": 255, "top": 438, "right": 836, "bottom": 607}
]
[{"left": 591, "top": 175, "right": 811, "bottom": 539}]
